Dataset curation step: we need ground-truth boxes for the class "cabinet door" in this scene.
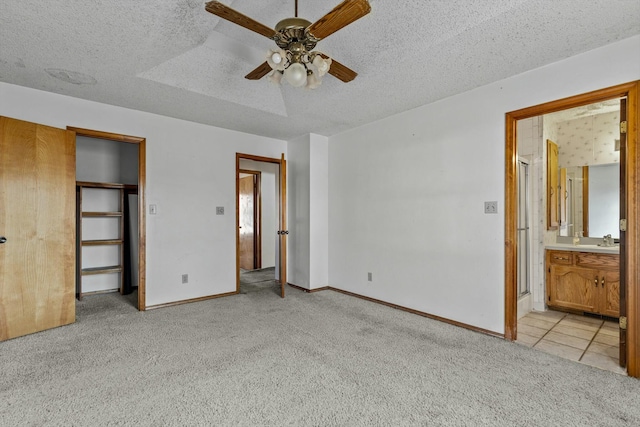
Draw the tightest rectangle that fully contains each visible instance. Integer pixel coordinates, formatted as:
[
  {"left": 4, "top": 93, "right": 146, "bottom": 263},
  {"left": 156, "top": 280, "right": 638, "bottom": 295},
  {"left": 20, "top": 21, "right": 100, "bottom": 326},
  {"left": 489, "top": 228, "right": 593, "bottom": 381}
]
[
  {"left": 599, "top": 270, "right": 620, "bottom": 318},
  {"left": 548, "top": 265, "right": 598, "bottom": 313}
]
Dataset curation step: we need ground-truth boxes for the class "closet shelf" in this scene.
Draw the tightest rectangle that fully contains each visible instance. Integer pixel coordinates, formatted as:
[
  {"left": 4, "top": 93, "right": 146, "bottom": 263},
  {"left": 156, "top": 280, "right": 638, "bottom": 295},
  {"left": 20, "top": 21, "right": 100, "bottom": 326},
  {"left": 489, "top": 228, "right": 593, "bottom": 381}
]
[
  {"left": 77, "top": 181, "right": 137, "bottom": 190},
  {"left": 82, "top": 239, "right": 124, "bottom": 246},
  {"left": 81, "top": 265, "right": 123, "bottom": 276},
  {"left": 82, "top": 211, "right": 122, "bottom": 217}
]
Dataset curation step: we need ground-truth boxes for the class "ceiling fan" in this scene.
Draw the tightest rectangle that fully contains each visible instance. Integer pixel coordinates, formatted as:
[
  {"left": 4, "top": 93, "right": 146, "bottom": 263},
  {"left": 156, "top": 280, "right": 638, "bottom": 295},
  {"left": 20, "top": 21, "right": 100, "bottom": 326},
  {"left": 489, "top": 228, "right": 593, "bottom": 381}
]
[{"left": 204, "top": 0, "right": 371, "bottom": 89}]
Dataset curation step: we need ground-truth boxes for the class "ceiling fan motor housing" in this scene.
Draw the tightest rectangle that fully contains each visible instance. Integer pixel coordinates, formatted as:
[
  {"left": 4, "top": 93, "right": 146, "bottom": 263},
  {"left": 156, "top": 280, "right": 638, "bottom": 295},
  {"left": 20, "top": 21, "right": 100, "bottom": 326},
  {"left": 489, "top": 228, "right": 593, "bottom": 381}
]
[{"left": 274, "top": 18, "right": 317, "bottom": 51}]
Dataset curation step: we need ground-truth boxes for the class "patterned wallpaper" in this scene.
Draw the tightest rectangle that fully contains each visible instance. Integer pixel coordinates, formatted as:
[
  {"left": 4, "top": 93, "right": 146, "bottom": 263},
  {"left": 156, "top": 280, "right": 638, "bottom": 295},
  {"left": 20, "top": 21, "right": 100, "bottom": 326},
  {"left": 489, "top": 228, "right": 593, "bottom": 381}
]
[{"left": 555, "top": 111, "right": 620, "bottom": 168}]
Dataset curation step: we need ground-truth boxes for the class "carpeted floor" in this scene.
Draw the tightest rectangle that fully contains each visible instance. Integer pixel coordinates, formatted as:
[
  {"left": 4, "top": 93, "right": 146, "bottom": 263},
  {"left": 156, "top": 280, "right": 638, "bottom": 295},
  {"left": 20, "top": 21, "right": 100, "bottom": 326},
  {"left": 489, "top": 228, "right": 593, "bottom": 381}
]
[{"left": 1, "top": 286, "right": 639, "bottom": 426}]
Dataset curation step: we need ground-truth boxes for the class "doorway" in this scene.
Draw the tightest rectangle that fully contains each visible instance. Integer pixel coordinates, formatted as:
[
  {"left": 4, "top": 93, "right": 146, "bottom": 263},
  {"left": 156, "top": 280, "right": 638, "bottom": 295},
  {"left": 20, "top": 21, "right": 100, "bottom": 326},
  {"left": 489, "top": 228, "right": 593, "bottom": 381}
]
[
  {"left": 504, "top": 81, "right": 639, "bottom": 378},
  {"left": 236, "top": 153, "right": 287, "bottom": 298},
  {"left": 69, "top": 127, "right": 147, "bottom": 311},
  {"left": 239, "top": 170, "right": 261, "bottom": 271}
]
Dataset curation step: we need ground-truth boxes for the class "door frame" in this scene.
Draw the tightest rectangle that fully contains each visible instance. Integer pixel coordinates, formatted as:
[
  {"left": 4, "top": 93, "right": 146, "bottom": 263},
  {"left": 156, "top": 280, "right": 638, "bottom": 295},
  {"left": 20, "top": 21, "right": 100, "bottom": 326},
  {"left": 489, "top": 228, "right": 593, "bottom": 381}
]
[
  {"left": 504, "top": 81, "right": 639, "bottom": 377},
  {"left": 236, "top": 153, "right": 286, "bottom": 296},
  {"left": 239, "top": 169, "right": 262, "bottom": 270},
  {"left": 68, "top": 127, "right": 147, "bottom": 311}
]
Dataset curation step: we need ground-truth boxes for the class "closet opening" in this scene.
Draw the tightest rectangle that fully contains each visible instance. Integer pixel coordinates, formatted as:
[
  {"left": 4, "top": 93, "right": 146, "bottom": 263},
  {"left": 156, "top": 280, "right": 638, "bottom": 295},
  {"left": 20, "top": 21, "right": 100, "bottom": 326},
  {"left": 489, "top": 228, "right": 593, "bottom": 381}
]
[{"left": 70, "top": 127, "right": 146, "bottom": 311}]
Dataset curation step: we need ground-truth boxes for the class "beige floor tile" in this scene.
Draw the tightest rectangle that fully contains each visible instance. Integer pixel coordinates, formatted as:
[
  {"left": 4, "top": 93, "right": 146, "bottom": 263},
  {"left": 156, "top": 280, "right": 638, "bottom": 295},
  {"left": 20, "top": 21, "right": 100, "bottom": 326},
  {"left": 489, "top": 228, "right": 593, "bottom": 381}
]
[
  {"left": 597, "top": 326, "right": 619, "bottom": 337},
  {"left": 593, "top": 332, "right": 619, "bottom": 346},
  {"left": 518, "top": 323, "right": 548, "bottom": 339},
  {"left": 516, "top": 333, "right": 540, "bottom": 347},
  {"left": 557, "top": 318, "right": 600, "bottom": 332},
  {"left": 580, "top": 352, "right": 626, "bottom": 375},
  {"left": 519, "top": 316, "right": 557, "bottom": 331},
  {"left": 534, "top": 340, "right": 584, "bottom": 361},
  {"left": 527, "top": 310, "right": 566, "bottom": 321},
  {"left": 601, "top": 320, "right": 619, "bottom": 331},
  {"left": 565, "top": 314, "right": 603, "bottom": 325},
  {"left": 585, "top": 342, "right": 620, "bottom": 360},
  {"left": 542, "top": 331, "right": 591, "bottom": 350},
  {"left": 551, "top": 324, "right": 597, "bottom": 341}
]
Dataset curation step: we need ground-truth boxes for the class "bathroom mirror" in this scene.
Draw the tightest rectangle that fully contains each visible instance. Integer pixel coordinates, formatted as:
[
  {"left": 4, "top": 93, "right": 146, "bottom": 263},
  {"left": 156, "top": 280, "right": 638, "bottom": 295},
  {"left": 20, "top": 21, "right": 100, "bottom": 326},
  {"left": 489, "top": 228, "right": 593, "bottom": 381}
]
[
  {"left": 545, "top": 99, "right": 622, "bottom": 238},
  {"left": 558, "top": 163, "right": 619, "bottom": 238}
]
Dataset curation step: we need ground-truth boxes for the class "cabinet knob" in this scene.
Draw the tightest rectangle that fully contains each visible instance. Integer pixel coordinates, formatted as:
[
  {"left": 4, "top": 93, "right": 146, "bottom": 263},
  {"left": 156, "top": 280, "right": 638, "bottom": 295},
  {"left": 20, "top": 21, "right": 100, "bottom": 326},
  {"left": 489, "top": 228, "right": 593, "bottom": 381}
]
[
  {"left": 601, "top": 277, "right": 605, "bottom": 287},
  {"left": 594, "top": 277, "right": 598, "bottom": 287}
]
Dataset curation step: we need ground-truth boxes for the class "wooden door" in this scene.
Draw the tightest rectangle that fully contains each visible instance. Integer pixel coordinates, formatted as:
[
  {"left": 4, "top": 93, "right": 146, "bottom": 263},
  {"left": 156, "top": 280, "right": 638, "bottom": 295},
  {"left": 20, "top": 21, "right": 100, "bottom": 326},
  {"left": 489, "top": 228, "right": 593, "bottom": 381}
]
[
  {"left": 547, "top": 139, "right": 559, "bottom": 229},
  {"left": 548, "top": 265, "right": 598, "bottom": 313},
  {"left": 239, "top": 175, "right": 256, "bottom": 270},
  {"left": 0, "top": 117, "right": 76, "bottom": 341},
  {"left": 619, "top": 97, "right": 627, "bottom": 366},
  {"left": 279, "top": 154, "right": 287, "bottom": 298}
]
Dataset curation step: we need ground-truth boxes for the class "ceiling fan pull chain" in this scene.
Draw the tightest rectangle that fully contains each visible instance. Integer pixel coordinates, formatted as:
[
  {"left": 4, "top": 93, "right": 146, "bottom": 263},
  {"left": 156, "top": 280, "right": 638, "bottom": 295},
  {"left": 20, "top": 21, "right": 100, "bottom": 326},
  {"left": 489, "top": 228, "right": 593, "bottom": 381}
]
[{"left": 295, "top": 0, "right": 298, "bottom": 18}]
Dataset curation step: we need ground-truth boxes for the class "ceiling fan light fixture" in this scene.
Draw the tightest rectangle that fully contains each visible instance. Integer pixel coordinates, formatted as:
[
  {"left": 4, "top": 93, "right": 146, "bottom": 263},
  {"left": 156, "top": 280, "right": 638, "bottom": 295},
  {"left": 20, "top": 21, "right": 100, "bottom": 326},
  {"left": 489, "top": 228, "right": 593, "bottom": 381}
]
[
  {"left": 306, "top": 72, "right": 322, "bottom": 90},
  {"left": 267, "top": 70, "right": 284, "bottom": 84},
  {"left": 312, "top": 54, "right": 331, "bottom": 77},
  {"left": 267, "top": 49, "right": 287, "bottom": 71},
  {"left": 284, "top": 62, "right": 308, "bottom": 87}
]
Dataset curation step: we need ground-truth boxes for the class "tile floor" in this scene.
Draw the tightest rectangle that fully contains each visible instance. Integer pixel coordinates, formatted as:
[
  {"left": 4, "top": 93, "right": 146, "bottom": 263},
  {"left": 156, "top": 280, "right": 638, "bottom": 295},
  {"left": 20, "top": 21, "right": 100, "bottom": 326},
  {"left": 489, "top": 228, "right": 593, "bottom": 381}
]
[{"left": 516, "top": 310, "right": 626, "bottom": 375}]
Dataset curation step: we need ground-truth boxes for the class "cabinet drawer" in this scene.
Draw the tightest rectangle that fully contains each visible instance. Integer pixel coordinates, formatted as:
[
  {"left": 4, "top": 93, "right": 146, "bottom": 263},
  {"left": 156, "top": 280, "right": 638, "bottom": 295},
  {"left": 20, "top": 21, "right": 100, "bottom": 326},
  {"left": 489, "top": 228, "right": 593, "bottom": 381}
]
[
  {"left": 548, "top": 251, "right": 573, "bottom": 265},
  {"left": 576, "top": 253, "right": 619, "bottom": 270}
]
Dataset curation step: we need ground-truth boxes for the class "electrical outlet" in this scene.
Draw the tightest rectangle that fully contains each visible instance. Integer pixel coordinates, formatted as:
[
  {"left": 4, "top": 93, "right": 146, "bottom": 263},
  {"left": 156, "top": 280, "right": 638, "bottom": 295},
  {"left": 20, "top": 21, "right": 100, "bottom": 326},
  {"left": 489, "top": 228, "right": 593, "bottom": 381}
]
[
  {"left": 181, "top": 274, "right": 188, "bottom": 284},
  {"left": 367, "top": 272, "right": 372, "bottom": 282},
  {"left": 216, "top": 206, "right": 224, "bottom": 215},
  {"left": 484, "top": 201, "right": 498, "bottom": 214}
]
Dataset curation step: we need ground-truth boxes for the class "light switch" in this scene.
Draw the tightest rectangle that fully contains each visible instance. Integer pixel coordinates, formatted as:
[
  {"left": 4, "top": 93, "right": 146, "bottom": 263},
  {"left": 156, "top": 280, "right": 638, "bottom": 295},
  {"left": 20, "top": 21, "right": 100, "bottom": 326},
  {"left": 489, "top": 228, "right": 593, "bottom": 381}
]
[{"left": 149, "top": 204, "right": 157, "bottom": 215}]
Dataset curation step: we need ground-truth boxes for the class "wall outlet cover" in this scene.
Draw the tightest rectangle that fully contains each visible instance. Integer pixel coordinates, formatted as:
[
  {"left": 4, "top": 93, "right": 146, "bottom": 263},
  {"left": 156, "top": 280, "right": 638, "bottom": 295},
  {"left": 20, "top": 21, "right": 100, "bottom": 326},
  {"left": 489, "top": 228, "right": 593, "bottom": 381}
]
[
  {"left": 216, "top": 206, "right": 224, "bottom": 215},
  {"left": 484, "top": 201, "right": 498, "bottom": 214},
  {"left": 181, "top": 274, "right": 188, "bottom": 284}
]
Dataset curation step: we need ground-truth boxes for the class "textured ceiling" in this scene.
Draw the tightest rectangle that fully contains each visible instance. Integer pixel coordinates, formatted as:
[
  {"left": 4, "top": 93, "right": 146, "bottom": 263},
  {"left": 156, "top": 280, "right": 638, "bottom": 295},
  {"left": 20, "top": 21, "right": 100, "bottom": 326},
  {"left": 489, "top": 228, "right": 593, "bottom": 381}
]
[{"left": 1, "top": 0, "right": 639, "bottom": 140}]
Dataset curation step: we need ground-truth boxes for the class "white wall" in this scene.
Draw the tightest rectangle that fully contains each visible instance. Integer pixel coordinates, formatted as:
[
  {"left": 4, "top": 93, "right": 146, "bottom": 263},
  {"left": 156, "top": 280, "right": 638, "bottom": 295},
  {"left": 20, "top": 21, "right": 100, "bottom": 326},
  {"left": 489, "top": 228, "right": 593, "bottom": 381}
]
[
  {"left": 328, "top": 36, "right": 640, "bottom": 334},
  {"left": 309, "top": 134, "right": 329, "bottom": 289},
  {"left": 287, "top": 134, "right": 311, "bottom": 288},
  {"left": 0, "top": 82, "right": 286, "bottom": 307},
  {"left": 239, "top": 159, "right": 279, "bottom": 269},
  {"left": 286, "top": 134, "right": 329, "bottom": 290}
]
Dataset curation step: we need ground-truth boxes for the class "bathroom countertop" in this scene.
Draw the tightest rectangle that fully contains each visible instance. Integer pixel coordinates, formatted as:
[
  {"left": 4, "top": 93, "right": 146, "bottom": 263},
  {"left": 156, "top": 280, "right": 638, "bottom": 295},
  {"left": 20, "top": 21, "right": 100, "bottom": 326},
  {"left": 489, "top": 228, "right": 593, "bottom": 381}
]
[{"left": 546, "top": 243, "right": 619, "bottom": 254}]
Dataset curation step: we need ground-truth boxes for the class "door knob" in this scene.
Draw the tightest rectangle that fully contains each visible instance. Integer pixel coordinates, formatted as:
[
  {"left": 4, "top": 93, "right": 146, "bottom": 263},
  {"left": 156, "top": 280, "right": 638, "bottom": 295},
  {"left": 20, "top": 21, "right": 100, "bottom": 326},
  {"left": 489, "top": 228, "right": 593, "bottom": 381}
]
[{"left": 0, "top": 236, "right": 6, "bottom": 244}]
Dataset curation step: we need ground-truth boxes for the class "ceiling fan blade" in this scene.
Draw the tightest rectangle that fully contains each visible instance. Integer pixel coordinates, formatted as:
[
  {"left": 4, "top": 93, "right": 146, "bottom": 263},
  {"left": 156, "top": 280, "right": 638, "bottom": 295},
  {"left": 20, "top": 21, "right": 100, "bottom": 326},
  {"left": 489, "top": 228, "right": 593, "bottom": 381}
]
[
  {"left": 320, "top": 54, "right": 357, "bottom": 82},
  {"left": 205, "top": 1, "right": 277, "bottom": 39},
  {"left": 307, "top": 0, "right": 371, "bottom": 41},
  {"left": 245, "top": 62, "right": 273, "bottom": 80}
]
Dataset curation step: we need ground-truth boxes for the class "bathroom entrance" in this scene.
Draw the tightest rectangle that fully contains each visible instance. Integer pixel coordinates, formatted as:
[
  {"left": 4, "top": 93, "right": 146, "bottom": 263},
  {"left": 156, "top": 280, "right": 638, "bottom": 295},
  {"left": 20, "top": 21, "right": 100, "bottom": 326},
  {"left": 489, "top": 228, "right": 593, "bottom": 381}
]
[{"left": 504, "top": 81, "right": 640, "bottom": 378}]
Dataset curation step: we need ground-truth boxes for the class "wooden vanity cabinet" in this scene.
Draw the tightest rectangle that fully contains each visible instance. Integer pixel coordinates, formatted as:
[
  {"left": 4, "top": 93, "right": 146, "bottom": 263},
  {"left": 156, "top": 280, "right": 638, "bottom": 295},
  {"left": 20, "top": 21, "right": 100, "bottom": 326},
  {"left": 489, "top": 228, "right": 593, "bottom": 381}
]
[{"left": 546, "top": 250, "right": 619, "bottom": 317}]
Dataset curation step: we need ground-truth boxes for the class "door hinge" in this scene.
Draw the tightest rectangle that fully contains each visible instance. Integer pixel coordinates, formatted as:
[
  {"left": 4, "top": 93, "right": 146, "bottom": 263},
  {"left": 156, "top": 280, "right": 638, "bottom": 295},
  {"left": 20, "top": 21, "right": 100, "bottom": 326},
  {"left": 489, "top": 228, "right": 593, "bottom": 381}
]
[
  {"left": 620, "top": 121, "right": 627, "bottom": 134},
  {"left": 620, "top": 316, "right": 627, "bottom": 330},
  {"left": 620, "top": 219, "right": 627, "bottom": 232}
]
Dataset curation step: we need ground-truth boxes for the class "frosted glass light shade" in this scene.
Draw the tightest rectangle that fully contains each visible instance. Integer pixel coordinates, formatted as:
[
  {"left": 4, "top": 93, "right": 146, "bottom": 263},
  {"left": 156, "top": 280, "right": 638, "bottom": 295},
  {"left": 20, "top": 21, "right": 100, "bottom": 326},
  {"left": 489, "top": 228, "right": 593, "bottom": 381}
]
[
  {"left": 306, "top": 72, "right": 321, "bottom": 89},
  {"left": 312, "top": 55, "right": 331, "bottom": 77},
  {"left": 267, "top": 70, "right": 283, "bottom": 84},
  {"left": 284, "top": 63, "right": 307, "bottom": 87},
  {"left": 267, "top": 49, "right": 287, "bottom": 71}
]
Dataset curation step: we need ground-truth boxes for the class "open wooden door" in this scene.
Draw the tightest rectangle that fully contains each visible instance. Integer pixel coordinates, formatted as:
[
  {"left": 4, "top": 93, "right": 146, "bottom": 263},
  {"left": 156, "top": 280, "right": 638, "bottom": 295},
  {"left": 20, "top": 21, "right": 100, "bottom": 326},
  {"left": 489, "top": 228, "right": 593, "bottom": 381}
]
[
  {"left": 239, "top": 174, "right": 257, "bottom": 270},
  {"left": 0, "top": 117, "right": 76, "bottom": 341},
  {"left": 619, "top": 97, "right": 628, "bottom": 367},
  {"left": 279, "top": 153, "right": 287, "bottom": 298}
]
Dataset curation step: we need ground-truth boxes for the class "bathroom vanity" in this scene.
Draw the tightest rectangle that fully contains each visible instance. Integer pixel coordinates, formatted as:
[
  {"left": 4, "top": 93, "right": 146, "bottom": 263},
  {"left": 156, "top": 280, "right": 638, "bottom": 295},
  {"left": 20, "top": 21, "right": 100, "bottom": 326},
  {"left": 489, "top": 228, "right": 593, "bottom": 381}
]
[{"left": 545, "top": 245, "right": 619, "bottom": 318}]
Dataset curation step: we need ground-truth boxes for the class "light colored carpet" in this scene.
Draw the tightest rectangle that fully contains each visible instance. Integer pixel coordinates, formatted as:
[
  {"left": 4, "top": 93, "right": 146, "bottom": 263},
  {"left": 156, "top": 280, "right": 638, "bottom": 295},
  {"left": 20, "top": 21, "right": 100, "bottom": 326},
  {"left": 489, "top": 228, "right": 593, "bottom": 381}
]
[{"left": 1, "top": 287, "right": 638, "bottom": 426}]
